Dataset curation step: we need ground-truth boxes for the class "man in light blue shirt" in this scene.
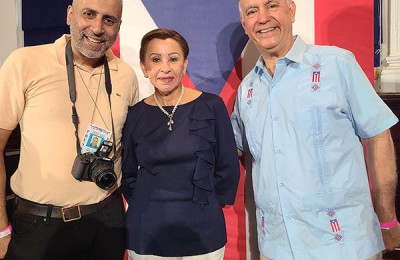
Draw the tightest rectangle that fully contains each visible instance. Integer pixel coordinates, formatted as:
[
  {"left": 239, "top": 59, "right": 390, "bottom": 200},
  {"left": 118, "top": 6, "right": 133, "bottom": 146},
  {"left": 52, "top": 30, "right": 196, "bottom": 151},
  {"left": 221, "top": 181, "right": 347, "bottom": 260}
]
[{"left": 231, "top": 0, "right": 400, "bottom": 259}]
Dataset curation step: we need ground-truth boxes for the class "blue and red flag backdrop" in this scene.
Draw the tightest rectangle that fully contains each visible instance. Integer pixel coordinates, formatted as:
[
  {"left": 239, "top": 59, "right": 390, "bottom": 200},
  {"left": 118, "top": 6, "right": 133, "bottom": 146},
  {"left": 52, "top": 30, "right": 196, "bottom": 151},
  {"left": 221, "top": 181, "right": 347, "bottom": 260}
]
[
  {"left": 20, "top": 0, "right": 375, "bottom": 259},
  {"left": 111, "top": 1, "right": 375, "bottom": 259}
]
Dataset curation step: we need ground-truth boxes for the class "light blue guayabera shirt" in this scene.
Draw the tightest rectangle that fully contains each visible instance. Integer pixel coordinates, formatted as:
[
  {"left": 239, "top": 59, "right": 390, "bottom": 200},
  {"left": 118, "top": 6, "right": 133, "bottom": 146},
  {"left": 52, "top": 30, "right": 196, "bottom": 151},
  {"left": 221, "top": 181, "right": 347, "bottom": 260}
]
[{"left": 231, "top": 36, "right": 398, "bottom": 259}]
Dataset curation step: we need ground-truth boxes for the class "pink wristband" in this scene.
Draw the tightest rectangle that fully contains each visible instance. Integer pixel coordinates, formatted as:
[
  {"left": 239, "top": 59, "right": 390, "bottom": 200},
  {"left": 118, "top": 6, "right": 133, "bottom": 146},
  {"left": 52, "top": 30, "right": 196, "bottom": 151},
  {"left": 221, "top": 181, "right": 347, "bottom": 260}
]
[
  {"left": 0, "top": 225, "right": 12, "bottom": 238},
  {"left": 380, "top": 219, "right": 399, "bottom": 230}
]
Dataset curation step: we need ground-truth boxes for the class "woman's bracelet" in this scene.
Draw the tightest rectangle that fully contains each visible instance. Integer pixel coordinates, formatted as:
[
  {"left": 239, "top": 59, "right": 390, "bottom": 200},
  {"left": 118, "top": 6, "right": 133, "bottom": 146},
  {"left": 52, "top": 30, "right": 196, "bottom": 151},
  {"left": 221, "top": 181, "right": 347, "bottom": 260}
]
[
  {"left": 380, "top": 219, "right": 399, "bottom": 230},
  {"left": 0, "top": 224, "right": 12, "bottom": 238}
]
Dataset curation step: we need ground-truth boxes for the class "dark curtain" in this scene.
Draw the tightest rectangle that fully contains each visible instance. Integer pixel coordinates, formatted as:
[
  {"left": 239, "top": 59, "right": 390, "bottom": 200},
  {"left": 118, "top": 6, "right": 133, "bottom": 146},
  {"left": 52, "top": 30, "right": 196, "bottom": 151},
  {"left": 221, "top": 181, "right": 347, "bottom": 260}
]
[{"left": 22, "top": 0, "right": 72, "bottom": 46}]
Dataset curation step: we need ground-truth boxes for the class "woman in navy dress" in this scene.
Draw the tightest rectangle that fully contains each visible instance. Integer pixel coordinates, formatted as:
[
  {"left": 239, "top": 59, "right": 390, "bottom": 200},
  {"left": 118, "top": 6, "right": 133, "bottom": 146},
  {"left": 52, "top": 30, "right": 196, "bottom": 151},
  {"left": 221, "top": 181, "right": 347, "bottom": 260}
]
[{"left": 122, "top": 28, "right": 240, "bottom": 259}]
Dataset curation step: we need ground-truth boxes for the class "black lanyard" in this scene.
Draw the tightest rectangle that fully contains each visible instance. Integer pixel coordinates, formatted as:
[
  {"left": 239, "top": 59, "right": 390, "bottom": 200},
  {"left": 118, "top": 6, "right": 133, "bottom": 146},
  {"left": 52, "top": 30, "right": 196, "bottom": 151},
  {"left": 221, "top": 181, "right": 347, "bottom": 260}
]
[{"left": 65, "top": 40, "right": 117, "bottom": 156}]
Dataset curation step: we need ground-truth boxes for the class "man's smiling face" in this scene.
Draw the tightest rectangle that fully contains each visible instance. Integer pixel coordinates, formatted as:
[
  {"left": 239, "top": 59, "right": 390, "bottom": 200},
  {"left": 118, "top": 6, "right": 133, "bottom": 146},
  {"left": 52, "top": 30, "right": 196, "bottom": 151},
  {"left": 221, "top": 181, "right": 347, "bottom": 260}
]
[
  {"left": 67, "top": 0, "right": 122, "bottom": 63},
  {"left": 239, "top": 0, "right": 296, "bottom": 58}
]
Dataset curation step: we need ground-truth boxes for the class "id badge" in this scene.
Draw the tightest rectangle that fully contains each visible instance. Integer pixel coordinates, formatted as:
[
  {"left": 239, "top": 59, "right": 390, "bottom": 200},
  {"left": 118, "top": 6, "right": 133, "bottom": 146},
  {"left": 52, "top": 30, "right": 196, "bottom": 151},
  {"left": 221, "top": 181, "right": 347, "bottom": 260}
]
[{"left": 81, "top": 123, "right": 112, "bottom": 154}]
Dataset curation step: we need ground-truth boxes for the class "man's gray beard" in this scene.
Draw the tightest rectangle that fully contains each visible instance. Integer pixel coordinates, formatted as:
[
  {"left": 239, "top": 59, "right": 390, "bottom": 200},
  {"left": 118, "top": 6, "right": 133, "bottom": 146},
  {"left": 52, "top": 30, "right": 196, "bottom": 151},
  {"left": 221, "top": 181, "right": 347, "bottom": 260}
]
[
  {"left": 74, "top": 39, "right": 109, "bottom": 59},
  {"left": 70, "top": 24, "right": 118, "bottom": 59}
]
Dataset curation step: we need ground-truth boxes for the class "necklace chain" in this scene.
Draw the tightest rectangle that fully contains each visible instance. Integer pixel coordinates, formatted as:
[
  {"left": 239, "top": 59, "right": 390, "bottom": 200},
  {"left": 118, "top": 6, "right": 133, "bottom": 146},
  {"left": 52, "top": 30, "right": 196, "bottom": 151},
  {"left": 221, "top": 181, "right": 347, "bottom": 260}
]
[{"left": 153, "top": 85, "right": 185, "bottom": 131}]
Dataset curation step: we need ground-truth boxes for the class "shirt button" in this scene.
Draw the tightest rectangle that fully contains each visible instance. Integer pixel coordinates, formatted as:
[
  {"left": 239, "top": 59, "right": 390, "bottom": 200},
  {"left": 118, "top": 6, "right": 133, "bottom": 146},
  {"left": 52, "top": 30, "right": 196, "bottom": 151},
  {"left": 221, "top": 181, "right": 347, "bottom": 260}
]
[
  {"left": 279, "top": 183, "right": 284, "bottom": 187},
  {"left": 275, "top": 149, "right": 281, "bottom": 154},
  {"left": 286, "top": 216, "right": 292, "bottom": 220},
  {"left": 273, "top": 116, "right": 278, "bottom": 121}
]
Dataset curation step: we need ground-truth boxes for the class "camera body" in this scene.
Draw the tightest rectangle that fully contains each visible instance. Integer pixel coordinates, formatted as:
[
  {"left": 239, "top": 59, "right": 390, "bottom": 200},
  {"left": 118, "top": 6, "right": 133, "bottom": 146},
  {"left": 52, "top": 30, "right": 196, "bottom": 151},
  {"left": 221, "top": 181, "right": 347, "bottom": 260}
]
[{"left": 71, "top": 140, "right": 117, "bottom": 190}]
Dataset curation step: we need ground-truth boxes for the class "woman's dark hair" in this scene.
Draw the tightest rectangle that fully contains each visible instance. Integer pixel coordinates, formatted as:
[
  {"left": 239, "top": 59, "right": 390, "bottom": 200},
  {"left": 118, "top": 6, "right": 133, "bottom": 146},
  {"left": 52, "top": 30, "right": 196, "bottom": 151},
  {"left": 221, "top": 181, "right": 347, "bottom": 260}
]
[{"left": 140, "top": 28, "right": 189, "bottom": 62}]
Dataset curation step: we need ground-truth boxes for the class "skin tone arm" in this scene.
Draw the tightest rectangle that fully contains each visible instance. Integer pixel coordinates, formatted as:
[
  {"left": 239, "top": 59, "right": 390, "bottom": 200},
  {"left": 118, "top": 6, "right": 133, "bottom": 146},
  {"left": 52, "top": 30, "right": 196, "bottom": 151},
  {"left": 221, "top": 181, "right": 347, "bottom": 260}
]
[
  {"left": 362, "top": 129, "right": 400, "bottom": 251},
  {"left": 0, "top": 129, "right": 12, "bottom": 258},
  {"left": 237, "top": 149, "right": 243, "bottom": 159}
]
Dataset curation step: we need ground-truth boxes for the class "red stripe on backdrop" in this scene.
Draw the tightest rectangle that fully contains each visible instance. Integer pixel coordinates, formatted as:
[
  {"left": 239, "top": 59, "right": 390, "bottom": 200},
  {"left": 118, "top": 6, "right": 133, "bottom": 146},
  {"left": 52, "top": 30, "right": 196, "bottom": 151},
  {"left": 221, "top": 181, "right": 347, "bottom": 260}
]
[
  {"left": 220, "top": 58, "right": 243, "bottom": 115},
  {"left": 181, "top": 74, "right": 198, "bottom": 90},
  {"left": 111, "top": 34, "right": 121, "bottom": 58},
  {"left": 314, "top": 0, "right": 374, "bottom": 84},
  {"left": 223, "top": 163, "right": 246, "bottom": 260},
  {"left": 219, "top": 58, "right": 246, "bottom": 259}
]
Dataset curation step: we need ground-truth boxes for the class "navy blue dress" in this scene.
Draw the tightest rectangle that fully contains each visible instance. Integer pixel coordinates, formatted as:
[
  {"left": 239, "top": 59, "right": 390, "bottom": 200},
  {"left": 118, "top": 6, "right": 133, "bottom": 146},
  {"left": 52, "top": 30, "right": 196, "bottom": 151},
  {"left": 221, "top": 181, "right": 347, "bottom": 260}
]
[{"left": 122, "top": 92, "right": 240, "bottom": 257}]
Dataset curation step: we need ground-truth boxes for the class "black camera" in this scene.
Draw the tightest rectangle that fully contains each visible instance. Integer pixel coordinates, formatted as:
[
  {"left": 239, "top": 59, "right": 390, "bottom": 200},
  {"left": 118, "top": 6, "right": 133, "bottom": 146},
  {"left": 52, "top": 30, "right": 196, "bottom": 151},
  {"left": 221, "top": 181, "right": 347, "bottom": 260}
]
[{"left": 71, "top": 140, "right": 117, "bottom": 190}]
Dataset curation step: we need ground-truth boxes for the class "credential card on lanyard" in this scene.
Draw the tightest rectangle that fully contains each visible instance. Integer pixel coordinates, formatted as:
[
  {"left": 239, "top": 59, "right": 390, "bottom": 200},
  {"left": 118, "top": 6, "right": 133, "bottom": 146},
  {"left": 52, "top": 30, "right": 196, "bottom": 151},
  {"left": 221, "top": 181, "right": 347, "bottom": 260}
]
[{"left": 81, "top": 123, "right": 112, "bottom": 154}]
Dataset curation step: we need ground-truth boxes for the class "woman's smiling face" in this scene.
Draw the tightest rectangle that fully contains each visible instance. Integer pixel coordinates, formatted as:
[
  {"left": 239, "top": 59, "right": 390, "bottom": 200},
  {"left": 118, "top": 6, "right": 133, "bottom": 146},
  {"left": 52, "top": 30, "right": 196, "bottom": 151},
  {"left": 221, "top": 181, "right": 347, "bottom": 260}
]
[{"left": 140, "top": 38, "right": 188, "bottom": 95}]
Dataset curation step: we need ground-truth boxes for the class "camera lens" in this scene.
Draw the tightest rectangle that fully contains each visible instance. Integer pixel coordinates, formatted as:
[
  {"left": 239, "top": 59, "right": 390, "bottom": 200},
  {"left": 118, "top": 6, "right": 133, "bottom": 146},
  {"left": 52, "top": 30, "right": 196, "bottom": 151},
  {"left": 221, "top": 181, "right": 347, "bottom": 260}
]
[
  {"left": 96, "top": 171, "right": 117, "bottom": 190},
  {"left": 90, "top": 163, "right": 117, "bottom": 190}
]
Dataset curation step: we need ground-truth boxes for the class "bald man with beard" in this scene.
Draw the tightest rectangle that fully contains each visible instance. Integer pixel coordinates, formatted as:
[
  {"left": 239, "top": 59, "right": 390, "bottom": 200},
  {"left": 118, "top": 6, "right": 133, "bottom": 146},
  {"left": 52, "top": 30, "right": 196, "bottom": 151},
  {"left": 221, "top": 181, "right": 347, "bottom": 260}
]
[{"left": 0, "top": 0, "right": 138, "bottom": 259}]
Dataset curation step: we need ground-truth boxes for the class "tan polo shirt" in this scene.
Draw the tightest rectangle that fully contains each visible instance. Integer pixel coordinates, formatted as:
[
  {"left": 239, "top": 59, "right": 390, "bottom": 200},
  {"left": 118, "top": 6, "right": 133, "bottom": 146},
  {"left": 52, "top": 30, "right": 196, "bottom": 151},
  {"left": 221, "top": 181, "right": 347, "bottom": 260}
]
[{"left": 0, "top": 35, "right": 139, "bottom": 206}]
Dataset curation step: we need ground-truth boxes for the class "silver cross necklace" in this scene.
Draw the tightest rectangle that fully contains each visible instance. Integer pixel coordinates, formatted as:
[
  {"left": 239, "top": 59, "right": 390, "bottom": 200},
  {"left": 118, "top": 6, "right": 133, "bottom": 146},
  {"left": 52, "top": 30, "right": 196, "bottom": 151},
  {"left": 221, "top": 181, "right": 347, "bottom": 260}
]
[{"left": 153, "top": 85, "right": 185, "bottom": 131}]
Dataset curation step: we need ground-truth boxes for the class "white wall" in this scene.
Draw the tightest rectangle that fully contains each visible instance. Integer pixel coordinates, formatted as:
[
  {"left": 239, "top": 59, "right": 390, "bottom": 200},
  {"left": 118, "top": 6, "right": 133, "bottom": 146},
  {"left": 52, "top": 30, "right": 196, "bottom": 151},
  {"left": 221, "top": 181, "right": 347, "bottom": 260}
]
[
  {"left": 292, "top": 0, "right": 315, "bottom": 44},
  {"left": 0, "top": 0, "right": 23, "bottom": 67}
]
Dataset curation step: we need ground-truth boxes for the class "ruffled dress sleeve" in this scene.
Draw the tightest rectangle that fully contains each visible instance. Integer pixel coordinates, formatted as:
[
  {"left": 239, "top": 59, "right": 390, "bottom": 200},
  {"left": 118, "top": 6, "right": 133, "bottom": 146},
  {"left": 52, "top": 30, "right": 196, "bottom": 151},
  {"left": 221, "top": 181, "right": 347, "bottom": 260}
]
[{"left": 190, "top": 94, "right": 240, "bottom": 205}]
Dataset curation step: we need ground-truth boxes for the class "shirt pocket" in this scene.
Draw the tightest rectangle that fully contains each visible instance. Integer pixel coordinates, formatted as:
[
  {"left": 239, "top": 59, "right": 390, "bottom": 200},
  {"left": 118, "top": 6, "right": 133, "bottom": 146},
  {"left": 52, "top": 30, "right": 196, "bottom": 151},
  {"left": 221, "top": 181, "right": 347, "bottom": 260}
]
[
  {"left": 302, "top": 191, "right": 370, "bottom": 246},
  {"left": 294, "top": 92, "right": 337, "bottom": 136},
  {"left": 255, "top": 203, "right": 280, "bottom": 241}
]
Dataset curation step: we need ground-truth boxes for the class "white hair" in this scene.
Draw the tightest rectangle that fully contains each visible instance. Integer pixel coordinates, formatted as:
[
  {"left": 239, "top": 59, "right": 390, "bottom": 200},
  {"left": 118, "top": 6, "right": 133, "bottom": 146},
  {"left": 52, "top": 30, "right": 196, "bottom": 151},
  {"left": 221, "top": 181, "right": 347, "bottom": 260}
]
[{"left": 238, "top": 0, "right": 292, "bottom": 15}]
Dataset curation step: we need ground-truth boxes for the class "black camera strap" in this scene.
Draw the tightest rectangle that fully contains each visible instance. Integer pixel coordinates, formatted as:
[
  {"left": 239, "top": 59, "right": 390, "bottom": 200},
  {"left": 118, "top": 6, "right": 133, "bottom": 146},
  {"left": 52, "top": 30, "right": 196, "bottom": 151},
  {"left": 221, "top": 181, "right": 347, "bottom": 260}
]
[{"left": 65, "top": 40, "right": 117, "bottom": 157}]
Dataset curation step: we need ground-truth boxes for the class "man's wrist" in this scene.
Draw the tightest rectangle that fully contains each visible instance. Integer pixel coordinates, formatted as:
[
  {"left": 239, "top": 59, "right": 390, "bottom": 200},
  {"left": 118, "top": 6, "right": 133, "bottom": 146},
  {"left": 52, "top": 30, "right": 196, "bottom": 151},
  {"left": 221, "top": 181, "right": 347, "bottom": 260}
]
[{"left": 380, "top": 219, "right": 399, "bottom": 230}]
